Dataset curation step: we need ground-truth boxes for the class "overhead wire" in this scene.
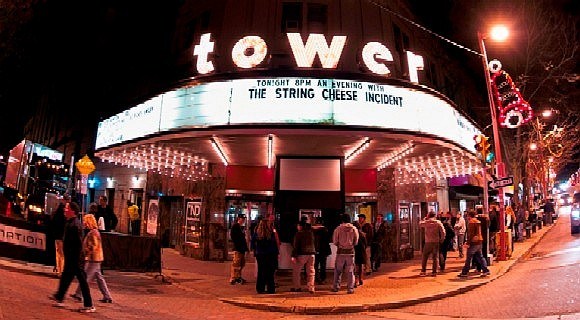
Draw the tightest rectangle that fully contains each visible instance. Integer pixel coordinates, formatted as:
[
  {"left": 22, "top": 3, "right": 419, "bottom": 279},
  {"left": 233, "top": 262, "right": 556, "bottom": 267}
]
[{"left": 365, "top": 0, "right": 483, "bottom": 57}]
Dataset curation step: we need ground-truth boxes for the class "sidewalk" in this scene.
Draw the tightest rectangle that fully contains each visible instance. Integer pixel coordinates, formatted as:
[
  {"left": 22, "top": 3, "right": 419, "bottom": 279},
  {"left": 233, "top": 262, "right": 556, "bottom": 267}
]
[
  {"left": 161, "top": 222, "right": 554, "bottom": 314},
  {"left": 0, "top": 223, "right": 554, "bottom": 315}
]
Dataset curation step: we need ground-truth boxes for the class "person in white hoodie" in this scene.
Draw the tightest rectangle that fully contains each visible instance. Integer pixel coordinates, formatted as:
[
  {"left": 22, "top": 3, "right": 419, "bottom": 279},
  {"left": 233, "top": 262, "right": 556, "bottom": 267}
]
[{"left": 331, "top": 213, "right": 359, "bottom": 294}]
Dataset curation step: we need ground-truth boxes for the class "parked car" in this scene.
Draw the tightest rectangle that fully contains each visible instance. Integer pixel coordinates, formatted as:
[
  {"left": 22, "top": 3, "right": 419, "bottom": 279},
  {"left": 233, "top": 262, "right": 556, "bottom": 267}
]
[{"left": 572, "top": 193, "right": 580, "bottom": 234}]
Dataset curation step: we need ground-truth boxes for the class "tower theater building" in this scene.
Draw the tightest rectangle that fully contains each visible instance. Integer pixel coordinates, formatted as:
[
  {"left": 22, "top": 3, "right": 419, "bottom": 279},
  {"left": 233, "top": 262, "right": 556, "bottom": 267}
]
[{"left": 91, "top": 0, "right": 485, "bottom": 265}]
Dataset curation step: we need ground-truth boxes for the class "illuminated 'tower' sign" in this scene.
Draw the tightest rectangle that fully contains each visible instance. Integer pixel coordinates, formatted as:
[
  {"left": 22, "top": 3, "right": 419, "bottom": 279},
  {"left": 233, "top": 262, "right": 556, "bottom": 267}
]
[{"left": 193, "top": 33, "right": 425, "bottom": 83}]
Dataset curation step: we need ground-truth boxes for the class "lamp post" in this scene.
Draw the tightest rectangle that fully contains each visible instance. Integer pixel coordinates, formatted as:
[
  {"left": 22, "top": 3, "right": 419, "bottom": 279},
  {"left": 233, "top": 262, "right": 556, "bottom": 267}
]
[
  {"left": 478, "top": 27, "right": 508, "bottom": 261},
  {"left": 75, "top": 155, "right": 96, "bottom": 214}
]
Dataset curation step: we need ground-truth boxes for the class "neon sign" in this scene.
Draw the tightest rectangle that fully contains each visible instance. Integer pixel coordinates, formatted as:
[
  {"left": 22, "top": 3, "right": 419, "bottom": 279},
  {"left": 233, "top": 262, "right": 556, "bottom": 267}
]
[
  {"left": 489, "top": 60, "right": 533, "bottom": 128},
  {"left": 193, "top": 33, "right": 424, "bottom": 83}
]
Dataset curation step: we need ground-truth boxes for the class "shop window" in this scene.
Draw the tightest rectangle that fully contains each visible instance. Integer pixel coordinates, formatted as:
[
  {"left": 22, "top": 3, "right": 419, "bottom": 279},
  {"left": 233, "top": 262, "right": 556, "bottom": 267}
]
[{"left": 282, "top": 2, "right": 302, "bottom": 32}]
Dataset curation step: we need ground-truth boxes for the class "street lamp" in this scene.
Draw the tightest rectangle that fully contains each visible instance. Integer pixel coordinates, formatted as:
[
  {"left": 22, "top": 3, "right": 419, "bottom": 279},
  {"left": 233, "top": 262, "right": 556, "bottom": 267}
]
[{"left": 478, "top": 26, "right": 508, "bottom": 261}]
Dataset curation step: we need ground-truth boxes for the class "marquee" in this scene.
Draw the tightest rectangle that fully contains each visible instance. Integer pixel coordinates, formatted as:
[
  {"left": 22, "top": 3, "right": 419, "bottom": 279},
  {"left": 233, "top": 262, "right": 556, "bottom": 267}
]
[{"left": 95, "top": 77, "right": 481, "bottom": 153}]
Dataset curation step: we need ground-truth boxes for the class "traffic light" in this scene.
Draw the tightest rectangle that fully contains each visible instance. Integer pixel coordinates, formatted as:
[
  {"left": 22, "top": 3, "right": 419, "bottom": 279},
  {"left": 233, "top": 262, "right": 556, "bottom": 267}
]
[
  {"left": 473, "top": 134, "right": 491, "bottom": 160},
  {"left": 486, "top": 151, "right": 495, "bottom": 163},
  {"left": 481, "top": 135, "right": 491, "bottom": 159}
]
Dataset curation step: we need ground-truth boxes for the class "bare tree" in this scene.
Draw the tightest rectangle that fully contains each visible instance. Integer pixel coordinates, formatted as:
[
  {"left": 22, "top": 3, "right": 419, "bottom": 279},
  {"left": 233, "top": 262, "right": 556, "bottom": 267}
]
[{"left": 497, "top": 0, "right": 578, "bottom": 207}]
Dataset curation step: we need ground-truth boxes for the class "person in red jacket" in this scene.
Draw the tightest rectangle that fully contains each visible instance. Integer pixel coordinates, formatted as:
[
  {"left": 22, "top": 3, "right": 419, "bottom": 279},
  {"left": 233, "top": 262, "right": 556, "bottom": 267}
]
[{"left": 458, "top": 210, "right": 491, "bottom": 278}]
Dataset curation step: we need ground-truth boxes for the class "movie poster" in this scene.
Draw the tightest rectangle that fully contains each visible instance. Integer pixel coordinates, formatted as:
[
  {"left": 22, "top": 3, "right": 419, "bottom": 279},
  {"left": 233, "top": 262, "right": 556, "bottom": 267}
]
[{"left": 146, "top": 199, "right": 159, "bottom": 235}]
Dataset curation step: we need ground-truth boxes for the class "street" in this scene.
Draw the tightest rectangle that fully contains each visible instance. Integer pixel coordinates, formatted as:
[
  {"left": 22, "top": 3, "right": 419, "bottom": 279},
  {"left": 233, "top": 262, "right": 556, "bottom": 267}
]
[{"left": 0, "top": 206, "right": 578, "bottom": 320}]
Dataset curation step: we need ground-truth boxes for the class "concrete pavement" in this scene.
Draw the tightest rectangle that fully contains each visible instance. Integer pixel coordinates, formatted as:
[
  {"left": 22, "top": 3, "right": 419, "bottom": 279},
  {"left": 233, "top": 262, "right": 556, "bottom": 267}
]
[{"left": 0, "top": 221, "right": 554, "bottom": 315}]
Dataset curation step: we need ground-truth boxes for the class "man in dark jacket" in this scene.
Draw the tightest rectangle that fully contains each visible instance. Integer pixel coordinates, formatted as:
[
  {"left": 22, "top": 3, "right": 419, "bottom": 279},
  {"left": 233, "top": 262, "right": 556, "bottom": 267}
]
[
  {"left": 51, "top": 202, "right": 95, "bottom": 313},
  {"left": 230, "top": 214, "right": 248, "bottom": 285},
  {"left": 96, "top": 196, "right": 118, "bottom": 232},
  {"left": 371, "top": 213, "right": 387, "bottom": 271},
  {"left": 313, "top": 217, "right": 331, "bottom": 284}
]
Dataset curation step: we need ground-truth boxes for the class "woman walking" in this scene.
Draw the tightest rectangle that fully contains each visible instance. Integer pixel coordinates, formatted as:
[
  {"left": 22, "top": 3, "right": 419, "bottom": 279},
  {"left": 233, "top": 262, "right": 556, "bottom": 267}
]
[{"left": 71, "top": 210, "right": 113, "bottom": 303}]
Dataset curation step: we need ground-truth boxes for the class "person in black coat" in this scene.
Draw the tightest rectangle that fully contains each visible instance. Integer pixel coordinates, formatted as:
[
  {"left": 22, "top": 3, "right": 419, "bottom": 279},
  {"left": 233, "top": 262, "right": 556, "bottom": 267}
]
[
  {"left": 353, "top": 221, "right": 367, "bottom": 286},
  {"left": 251, "top": 219, "right": 279, "bottom": 294},
  {"left": 49, "top": 200, "right": 67, "bottom": 276},
  {"left": 51, "top": 202, "right": 95, "bottom": 313},
  {"left": 439, "top": 220, "right": 455, "bottom": 271},
  {"left": 313, "top": 217, "right": 331, "bottom": 284},
  {"left": 95, "top": 196, "right": 118, "bottom": 232}
]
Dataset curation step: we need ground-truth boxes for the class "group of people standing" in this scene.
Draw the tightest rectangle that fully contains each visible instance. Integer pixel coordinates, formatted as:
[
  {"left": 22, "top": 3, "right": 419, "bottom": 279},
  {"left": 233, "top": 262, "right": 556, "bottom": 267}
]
[
  {"left": 48, "top": 195, "right": 118, "bottom": 313},
  {"left": 228, "top": 212, "right": 391, "bottom": 295}
]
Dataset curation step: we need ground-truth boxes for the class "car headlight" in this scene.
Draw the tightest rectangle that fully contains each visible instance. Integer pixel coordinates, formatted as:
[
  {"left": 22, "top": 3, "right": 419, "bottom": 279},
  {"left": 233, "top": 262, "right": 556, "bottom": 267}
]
[{"left": 572, "top": 209, "right": 580, "bottom": 219}]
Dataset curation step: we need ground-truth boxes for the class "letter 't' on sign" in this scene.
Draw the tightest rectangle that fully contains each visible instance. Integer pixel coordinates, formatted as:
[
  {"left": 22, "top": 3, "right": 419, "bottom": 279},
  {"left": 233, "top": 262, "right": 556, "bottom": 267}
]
[
  {"left": 362, "top": 42, "right": 393, "bottom": 75},
  {"left": 193, "top": 33, "right": 215, "bottom": 74},
  {"left": 406, "top": 51, "right": 424, "bottom": 83},
  {"left": 287, "top": 33, "right": 346, "bottom": 68},
  {"left": 232, "top": 36, "right": 268, "bottom": 69}
]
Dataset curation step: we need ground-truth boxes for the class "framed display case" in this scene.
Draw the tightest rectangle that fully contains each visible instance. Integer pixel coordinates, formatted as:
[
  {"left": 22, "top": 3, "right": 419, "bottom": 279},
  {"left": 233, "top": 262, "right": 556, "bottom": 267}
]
[{"left": 185, "top": 200, "right": 202, "bottom": 247}]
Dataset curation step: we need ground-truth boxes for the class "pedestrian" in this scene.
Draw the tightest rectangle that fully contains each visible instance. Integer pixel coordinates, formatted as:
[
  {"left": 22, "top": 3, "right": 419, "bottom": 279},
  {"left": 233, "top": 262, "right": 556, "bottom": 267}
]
[
  {"left": 488, "top": 205, "right": 499, "bottom": 255},
  {"left": 312, "top": 216, "right": 331, "bottom": 284},
  {"left": 49, "top": 195, "right": 69, "bottom": 277},
  {"left": 229, "top": 213, "right": 249, "bottom": 285},
  {"left": 96, "top": 196, "right": 118, "bottom": 232},
  {"left": 291, "top": 219, "right": 316, "bottom": 293},
  {"left": 515, "top": 204, "right": 526, "bottom": 241},
  {"left": 70, "top": 212, "right": 113, "bottom": 303},
  {"left": 353, "top": 221, "right": 367, "bottom": 287},
  {"left": 419, "top": 211, "right": 445, "bottom": 276},
  {"left": 251, "top": 219, "right": 279, "bottom": 294},
  {"left": 371, "top": 213, "right": 387, "bottom": 271},
  {"left": 454, "top": 211, "right": 466, "bottom": 258},
  {"left": 439, "top": 220, "right": 455, "bottom": 272},
  {"left": 127, "top": 200, "right": 141, "bottom": 236},
  {"left": 50, "top": 201, "right": 96, "bottom": 313},
  {"left": 458, "top": 210, "right": 491, "bottom": 278},
  {"left": 331, "top": 213, "right": 359, "bottom": 294},
  {"left": 543, "top": 199, "right": 555, "bottom": 225},
  {"left": 357, "top": 214, "right": 373, "bottom": 275}
]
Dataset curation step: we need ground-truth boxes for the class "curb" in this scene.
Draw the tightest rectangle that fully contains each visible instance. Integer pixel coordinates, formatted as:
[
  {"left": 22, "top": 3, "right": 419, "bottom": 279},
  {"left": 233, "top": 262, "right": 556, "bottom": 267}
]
[{"left": 219, "top": 225, "right": 554, "bottom": 314}]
